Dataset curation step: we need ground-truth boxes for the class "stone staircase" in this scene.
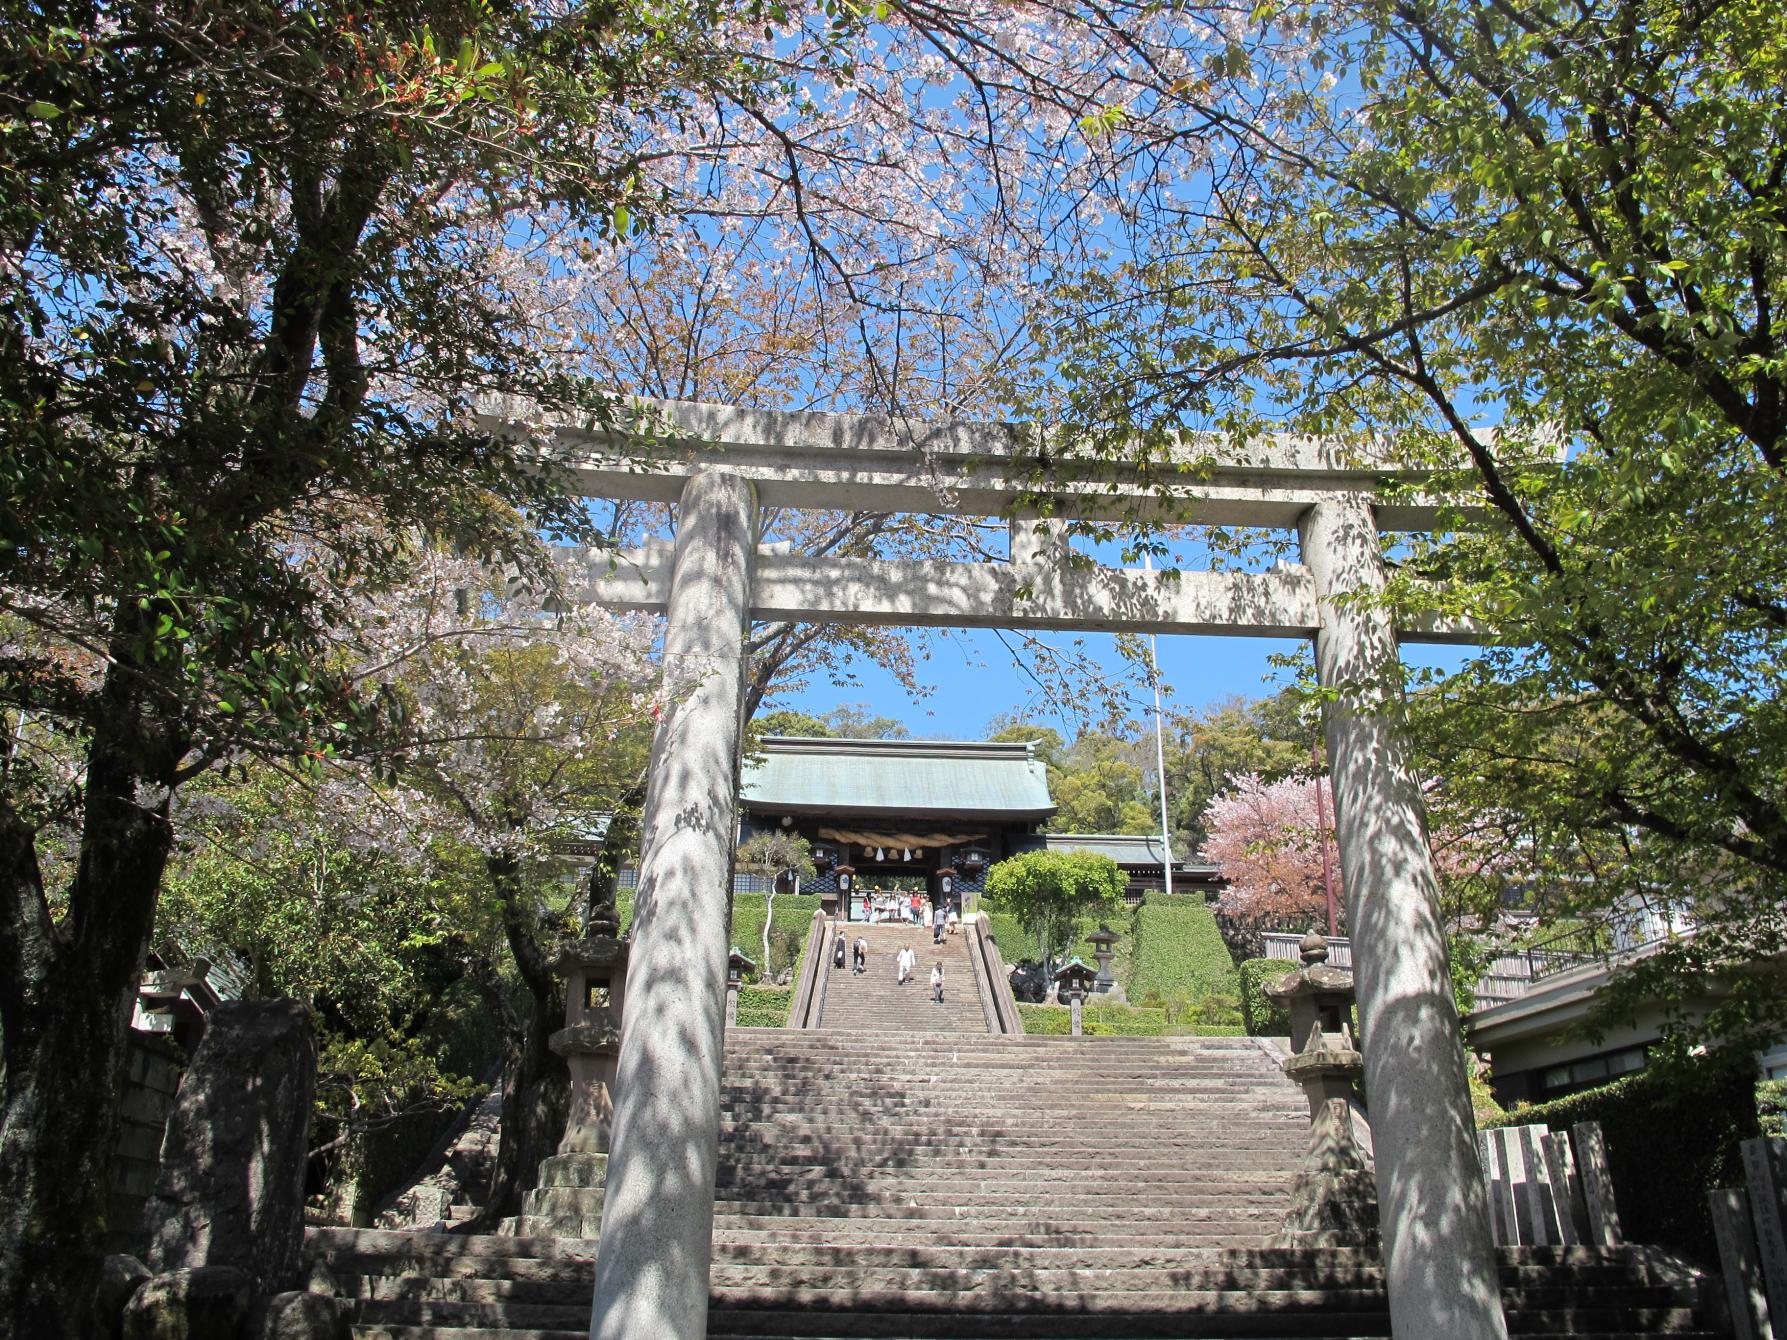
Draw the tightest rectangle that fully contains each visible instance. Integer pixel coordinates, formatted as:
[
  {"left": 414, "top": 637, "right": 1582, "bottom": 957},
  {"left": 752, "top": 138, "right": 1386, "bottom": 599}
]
[
  {"left": 308, "top": 1029, "right": 1724, "bottom": 1338},
  {"left": 817, "top": 922, "right": 988, "bottom": 1033},
  {"left": 374, "top": 1084, "right": 503, "bottom": 1232}
]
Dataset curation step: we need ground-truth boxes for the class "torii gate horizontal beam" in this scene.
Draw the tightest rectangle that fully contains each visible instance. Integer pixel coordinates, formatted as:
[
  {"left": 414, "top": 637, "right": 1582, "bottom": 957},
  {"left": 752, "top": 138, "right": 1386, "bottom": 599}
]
[
  {"left": 569, "top": 544, "right": 1477, "bottom": 644},
  {"left": 484, "top": 395, "right": 1463, "bottom": 531}
]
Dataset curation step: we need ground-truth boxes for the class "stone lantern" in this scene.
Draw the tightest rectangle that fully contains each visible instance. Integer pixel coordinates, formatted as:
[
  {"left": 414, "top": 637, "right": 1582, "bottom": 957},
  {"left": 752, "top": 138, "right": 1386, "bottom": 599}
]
[
  {"left": 1261, "top": 930, "right": 1377, "bottom": 1248},
  {"left": 725, "top": 946, "right": 756, "bottom": 1027},
  {"left": 1054, "top": 956, "right": 1098, "bottom": 1036},
  {"left": 1265, "top": 930, "right": 1363, "bottom": 1116},
  {"left": 1087, "top": 923, "right": 1123, "bottom": 1001},
  {"left": 816, "top": 850, "right": 843, "bottom": 918},
  {"left": 515, "top": 889, "right": 628, "bottom": 1238}
]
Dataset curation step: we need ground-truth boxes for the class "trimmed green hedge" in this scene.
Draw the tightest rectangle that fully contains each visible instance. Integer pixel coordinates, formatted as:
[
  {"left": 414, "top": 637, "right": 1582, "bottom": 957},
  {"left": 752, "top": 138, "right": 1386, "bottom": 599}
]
[
  {"left": 985, "top": 899, "right": 1239, "bottom": 1022},
  {"left": 1127, "top": 901, "right": 1238, "bottom": 1002},
  {"left": 729, "top": 892, "right": 821, "bottom": 983},
  {"left": 1486, "top": 1048, "right": 1760, "bottom": 1264},
  {"left": 1237, "top": 957, "right": 1293, "bottom": 1036},
  {"left": 1015, "top": 1003, "right": 1247, "bottom": 1037},
  {"left": 735, "top": 985, "right": 793, "bottom": 1028}
]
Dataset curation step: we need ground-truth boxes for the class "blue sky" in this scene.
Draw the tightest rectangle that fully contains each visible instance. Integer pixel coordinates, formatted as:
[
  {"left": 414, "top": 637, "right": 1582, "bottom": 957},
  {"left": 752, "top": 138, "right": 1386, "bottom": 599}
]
[{"left": 775, "top": 626, "right": 1472, "bottom": 741}]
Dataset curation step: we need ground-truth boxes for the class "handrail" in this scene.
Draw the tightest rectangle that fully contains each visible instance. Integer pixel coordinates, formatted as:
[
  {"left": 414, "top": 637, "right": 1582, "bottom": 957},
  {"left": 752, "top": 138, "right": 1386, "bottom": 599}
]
[
  {"left": 788, "top": 909, "right": 830, "bottom": 1029},
  {"left": 966, "top": 913, "right": 1025, "bottom": 1036}
]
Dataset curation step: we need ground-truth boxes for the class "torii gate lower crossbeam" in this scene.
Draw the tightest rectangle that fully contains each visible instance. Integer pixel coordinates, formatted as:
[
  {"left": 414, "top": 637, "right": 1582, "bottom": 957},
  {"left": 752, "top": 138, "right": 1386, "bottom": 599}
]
[{"left": 521, "top": 399, "right": 1508, "bottom": 1340}]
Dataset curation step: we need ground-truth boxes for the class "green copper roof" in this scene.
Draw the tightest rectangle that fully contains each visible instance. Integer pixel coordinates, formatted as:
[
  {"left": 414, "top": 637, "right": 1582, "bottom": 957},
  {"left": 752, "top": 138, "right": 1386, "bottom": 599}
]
[{"left": 741, "top": 737, "right": 1054, "bottom": 821}]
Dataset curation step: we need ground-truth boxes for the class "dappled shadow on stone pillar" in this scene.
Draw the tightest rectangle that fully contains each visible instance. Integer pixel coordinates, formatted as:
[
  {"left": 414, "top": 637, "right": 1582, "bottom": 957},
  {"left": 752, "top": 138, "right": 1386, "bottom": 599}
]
[
  {"left": 589, "top": 470, "right": 756, "bottom": 1340},
  {"left": 1300, "top": 497, "right": 1507, "bottom": 1340}
]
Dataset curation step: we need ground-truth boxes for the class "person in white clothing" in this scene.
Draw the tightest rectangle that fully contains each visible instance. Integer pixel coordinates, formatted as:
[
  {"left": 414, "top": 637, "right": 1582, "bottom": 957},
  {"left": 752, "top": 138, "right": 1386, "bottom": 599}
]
[
  {"left": 930, "top": 962, "right": 945, "bottom": 1004},
  {"left": 896, "top": 945, "right": 915, "bottom": 985}
]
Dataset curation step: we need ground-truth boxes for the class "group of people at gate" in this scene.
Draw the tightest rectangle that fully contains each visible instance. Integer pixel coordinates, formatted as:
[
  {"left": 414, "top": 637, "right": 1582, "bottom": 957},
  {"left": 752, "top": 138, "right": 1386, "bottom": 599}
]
[{"left": 858, "top": 889, "right": 959, "bottom": 943}]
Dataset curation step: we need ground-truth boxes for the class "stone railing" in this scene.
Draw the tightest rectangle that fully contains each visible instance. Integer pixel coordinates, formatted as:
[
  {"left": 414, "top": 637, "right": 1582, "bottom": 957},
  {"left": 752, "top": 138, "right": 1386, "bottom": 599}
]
[
  {"left": 965, "top": 914, "right": 1025, "bottom": 1036},
  {"left": 787, "top": 908, "right": 832, "bottom": 1030}
]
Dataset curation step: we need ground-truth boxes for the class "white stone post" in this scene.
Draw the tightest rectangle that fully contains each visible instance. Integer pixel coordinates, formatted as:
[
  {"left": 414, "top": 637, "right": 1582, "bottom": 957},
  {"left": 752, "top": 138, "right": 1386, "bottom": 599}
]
[
  {"left": 1299, "top": 497, "right": 1507, "bottom": 1340},
  {"left": 589, "top": 470, "right": 757, "bottom": 1340}
]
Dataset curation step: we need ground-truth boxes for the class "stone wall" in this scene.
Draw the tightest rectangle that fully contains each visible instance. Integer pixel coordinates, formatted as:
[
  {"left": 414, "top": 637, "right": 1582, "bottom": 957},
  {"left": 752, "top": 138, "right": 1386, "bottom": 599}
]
[{"left": 107, "top": 1032, "right": 184, "bottom": 1256}]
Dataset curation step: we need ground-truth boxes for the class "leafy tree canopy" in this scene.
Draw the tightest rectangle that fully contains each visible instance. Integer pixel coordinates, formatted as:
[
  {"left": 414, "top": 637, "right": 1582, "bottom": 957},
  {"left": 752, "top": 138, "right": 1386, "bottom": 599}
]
[
  {"left": 982, "top": 848, "right": 1126, "bottom": 974},
  {"left": 1031, "top": 0, "right": 1787, "bottom": 1044},
  {"left": 754, "top": 710, "right": 834, "bottom": 738}
]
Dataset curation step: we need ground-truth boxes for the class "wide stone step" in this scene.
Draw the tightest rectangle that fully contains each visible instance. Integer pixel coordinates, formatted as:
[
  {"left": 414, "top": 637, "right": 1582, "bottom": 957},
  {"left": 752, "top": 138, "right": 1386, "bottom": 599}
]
[
  {"left": 719, "top": 1147, "right": 1305, "bottom": 1166},
  {"left": 711, "top": 1189, "right": 1291, "bottom": 1212},
  {"left": 715, "top": 1168, "right": 1297, "bottom": 1189},
  {"left": 721, "top": 1096, "right": 1306, "bottom": 1112}
]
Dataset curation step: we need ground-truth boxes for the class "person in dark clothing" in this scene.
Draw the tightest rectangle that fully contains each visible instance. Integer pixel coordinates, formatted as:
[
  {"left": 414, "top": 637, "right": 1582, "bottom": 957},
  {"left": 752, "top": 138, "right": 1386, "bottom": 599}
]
[{"left": 833, "top": 931, "right": 847, "bottom": 969}]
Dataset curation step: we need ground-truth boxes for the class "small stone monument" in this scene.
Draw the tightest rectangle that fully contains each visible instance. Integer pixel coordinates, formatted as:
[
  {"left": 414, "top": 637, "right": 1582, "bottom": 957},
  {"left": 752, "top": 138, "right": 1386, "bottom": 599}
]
[
  {"left": 141, "top": 999, "right": 317, "bottom": 1291},
  {"left": 1087, "top": 924, "right": 1126, "bottom": 1004},
  {"left": 517, "top": 889, "right": 629, "bottom": 1238},
  {"left": 726, "top": 946, "right": 756, "bottom": 1027},
  {"left": 1263, "top": 931, "right": 1378, "bottom": 1247},
  {"left": 1054, "top": 957, "right": 1098, "bottom": 1036}
]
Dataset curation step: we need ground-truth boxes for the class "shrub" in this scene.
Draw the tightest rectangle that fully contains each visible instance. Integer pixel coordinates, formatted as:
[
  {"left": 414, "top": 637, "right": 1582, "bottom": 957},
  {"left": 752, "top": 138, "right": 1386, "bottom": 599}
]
[
  {"left": 1125, "top": 901, "right": 1238, "bottom": 1001},
  {"left": 1237, "top": 957, "right": 1293, "bottom": 1036},
  {"left": 1485, "top": 1047, "right": 1760, "bottom": 1265},
  {"left": 735, "top": 985, "right": 793, "bottom": 1028},
  {"left": 1195, "top": 990, "right": 1244, "bottom": 1027},
  {"left": 729, "top": 893, "right": 820, "bottom": 982},
  {"left": 1759, "top": 1078, "right": 1787, "bottom": 1138}
]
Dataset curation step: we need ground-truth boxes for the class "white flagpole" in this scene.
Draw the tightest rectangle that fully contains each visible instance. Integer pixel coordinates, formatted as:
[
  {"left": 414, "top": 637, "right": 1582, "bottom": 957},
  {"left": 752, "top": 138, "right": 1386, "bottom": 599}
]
[{"left": 1144, "top": 552, "right": 1174, "bottom": 898}]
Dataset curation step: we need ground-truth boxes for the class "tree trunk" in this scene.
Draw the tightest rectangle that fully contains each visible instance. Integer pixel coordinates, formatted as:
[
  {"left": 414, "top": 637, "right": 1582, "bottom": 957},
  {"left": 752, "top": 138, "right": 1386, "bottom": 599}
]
[
  {"left": 0, "top": 656, "right": 183, "bottom": 1339},
  {"left": 466, "top": 853, "right": 567, "bottom": 1229},
  {"left": 579, "top": 775, "right": 644, "bottom": 931}
]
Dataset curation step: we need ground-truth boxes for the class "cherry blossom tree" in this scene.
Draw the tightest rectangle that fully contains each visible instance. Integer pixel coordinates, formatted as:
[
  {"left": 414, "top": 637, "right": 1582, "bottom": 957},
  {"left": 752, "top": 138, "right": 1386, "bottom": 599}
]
[
  {"left": 332, "top": 548, "right": 660, "bottom": 1221},
  {"left": 1202, "top": 768, "right": 1516, "bottom": 955},
  {"left": 1201, "top": 773, "right": 1342, "bottom": 938},
  {"left": 0, "top": 0, "right": 1261, "bottom": 1322}
]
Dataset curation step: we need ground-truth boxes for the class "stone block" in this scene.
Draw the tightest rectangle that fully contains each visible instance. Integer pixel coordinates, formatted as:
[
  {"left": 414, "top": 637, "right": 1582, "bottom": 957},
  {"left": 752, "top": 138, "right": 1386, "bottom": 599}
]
[
  {"left": 120, "top": 1085, "right": 175, "bottom": 1127},
  {"left": 249, "top": 1290, "right": 351, "bottom": 1340},
  {"left": 142, "top": 999, "right": 318, "bottom": 1292},
  {"left": 1746, "top": 1138, "right": 1787, "bottom": 1331},
  {"left": 374, "top": 1184, "right": 451, "bottom": 1230},
  {"left": 1573, "top": 1120, "right": 1622, "bottom": 1246},
  {"left": 114, "top": 1155, "right": 161, "bottom": 1200},
  {"left": 523, "top": 1185, "right": 607, "bottom": 1219},
  {"left": 121, "top": 1266, "right": 253, "bottom": 1340},
  {"left": 1540, "top": 1130, "right": 1586, "bottom": 1245},
  {"left": 1711, "top": 1187, "right": 1776, "bottom": 1340},
  {"left": 95, "top": 1254, "right": 150, "bottom": 1340},
  {"left": 539, "top": 1152, "right": 609, "bottom": 1188}
]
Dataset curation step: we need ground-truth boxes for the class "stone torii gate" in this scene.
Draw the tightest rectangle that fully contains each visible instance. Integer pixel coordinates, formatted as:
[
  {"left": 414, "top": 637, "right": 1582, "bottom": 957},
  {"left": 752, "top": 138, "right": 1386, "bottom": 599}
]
[{"left": 489, "top": 398, "right": 1507, "bottom": 1340}]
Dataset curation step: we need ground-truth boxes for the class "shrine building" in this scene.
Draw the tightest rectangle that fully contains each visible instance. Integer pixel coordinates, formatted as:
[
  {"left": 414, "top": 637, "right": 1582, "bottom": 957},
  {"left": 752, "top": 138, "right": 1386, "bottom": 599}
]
[{"left": 736, "top": 735, "right": 1216, "bottom": 917}]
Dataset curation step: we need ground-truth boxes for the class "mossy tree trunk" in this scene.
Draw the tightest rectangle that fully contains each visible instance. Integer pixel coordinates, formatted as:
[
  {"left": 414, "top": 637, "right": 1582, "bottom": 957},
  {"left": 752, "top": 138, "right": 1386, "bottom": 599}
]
[{"left": 0, "top": 646, "right": 186, "bottom": 1337}]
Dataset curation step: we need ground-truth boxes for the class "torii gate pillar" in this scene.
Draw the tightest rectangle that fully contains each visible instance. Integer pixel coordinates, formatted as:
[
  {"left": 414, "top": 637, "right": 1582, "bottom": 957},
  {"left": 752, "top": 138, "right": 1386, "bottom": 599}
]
[
  {"left": 1300, "top": 497, "right": 1507, "bottom": 1340},
  {"left": 590, "top": 469, "right": 757, "bottom": 1340}
]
